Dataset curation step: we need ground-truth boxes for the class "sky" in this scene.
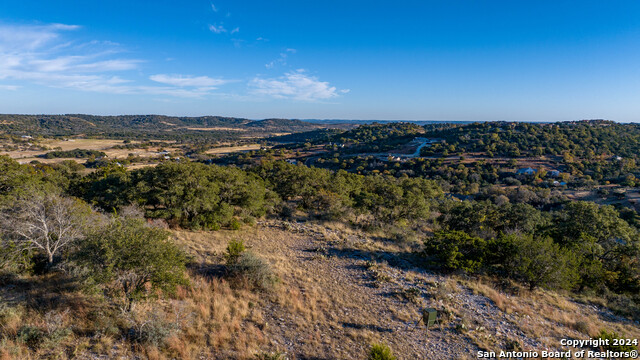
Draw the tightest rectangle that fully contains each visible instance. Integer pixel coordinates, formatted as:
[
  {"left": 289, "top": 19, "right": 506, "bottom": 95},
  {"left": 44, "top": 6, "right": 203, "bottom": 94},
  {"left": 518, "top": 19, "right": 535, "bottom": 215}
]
[{"left": 1, "top": 1, "right": 640, "bottom": 121}]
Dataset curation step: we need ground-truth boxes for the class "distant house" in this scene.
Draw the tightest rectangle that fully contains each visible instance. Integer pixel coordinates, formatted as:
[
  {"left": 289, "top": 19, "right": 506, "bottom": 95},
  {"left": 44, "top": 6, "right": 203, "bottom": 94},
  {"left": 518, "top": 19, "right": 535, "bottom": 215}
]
[
  {"left": 516, "top": 167, "right": 537, "bottom": 176},
  {"left": 157, "top": 151, "right": 170, "bottom": 156},
  {"left": 21, "top": 135, "right": 32, "bottom": 139},
  {"left": 614, "top": 156, "right": 623, "bottom": 161},
  {"left": 548, "top": 170, "right": 561, "bottom": 178},
  {"left": 286, "top": 159, "right": 298, "bottom": 165}
]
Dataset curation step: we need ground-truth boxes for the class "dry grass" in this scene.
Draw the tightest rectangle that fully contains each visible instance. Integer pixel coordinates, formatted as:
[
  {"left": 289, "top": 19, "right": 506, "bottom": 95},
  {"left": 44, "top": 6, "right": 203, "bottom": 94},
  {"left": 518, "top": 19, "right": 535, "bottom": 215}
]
[
  {"left": 0, "top": 271, "right": 267, "bottom": 360},
  {"left": 185, "top": 127, "right": 246, "bottom": 131},
  {"left": 464, "top": 278, "right": 640, "bottom": 351},
  {"left": 2, "top": 223, "right": 639, "bottom": 359},
  {"left": 205, "top": 144, "right": 264, "bottom": 154},
  {"left": 0, "top": 138, "right": 183, "bottom": 165},
  {"left": 1, "top": 139, "right": 125, "bottom": 160}
]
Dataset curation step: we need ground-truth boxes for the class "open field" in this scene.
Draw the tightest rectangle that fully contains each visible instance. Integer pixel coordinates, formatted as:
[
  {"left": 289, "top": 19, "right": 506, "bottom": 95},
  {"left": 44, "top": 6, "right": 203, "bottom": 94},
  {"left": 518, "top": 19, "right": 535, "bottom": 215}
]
[
  {"left": 0, "top": 138, "right": 177, "bottom": 164},
  {"left": 205, "top": 144, "right": 264, "bottom": 154},
  {"left": 0, "top": 139, "right": 125, "bottom": 160},
  {"left": 185, "top": 127, "right": 247, "bottom": 131}
]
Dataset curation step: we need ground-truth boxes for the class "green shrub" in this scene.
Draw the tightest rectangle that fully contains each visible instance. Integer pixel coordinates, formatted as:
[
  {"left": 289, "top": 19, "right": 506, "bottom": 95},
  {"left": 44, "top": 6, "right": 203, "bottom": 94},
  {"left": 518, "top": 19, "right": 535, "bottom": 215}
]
[
  {"left": 16, "top": 323, "right": 70, "bottom": 349},
  {"left": 506, "top": 235, "right": 578, "bottom": 290},
  {"left": 367, "top": 343, "right": 397, "bottom": 360},
  {"left": 225, "top": 239, "right": 246, "bottom": 265},
  {"left": 242, "top": 216, "right": 257, "bottom": 226},
  {"left": 598, "top": 329, "right": 638, "bottom": 352},
  {"left": 230, "top": 218, "right": 242, "bottom": 230},
  {"left": 255, "top": 351, "right": 287, "bottom": 360},
  {"left": 17, "top": 326, "right": 45, "bottom": 349},
  {"left": 76, "top": 218, "right": 188, "bottom": 311},
  {"left": 423, "top": 230, "right": 487, "bottom": 272}
]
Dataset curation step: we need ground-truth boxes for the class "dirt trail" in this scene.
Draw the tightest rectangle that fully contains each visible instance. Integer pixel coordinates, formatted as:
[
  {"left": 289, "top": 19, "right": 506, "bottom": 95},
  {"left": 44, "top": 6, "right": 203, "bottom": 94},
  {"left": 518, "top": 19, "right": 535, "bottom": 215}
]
[
  {"left": 247, "top": 222, "right": 474, "bottom": 359},
  {"left": 178, "top": 222, "right": 640, "bottom": 360}
]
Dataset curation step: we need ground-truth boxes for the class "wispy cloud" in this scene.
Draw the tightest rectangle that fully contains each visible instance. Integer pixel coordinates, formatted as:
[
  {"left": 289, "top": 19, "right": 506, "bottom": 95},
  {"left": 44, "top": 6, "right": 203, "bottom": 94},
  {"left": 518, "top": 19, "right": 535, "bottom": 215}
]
[
  {"left": 150, "top": 74, "right": 230, "bottom": 87},
  {"left": 210, "top": 3, "right": 218, "bottom": 12},
  {"left": 0, "top": 85, "right": 19, "bottom": 91},
  {"left": 29, "top": 56, "right": 140, "bottom": 73},
  {"left": 0, "top": 23, "right": 348, "bottom": 103},
  {"left": 250, "top": 70, "right": 347, "bottom": 101},
  {"left": 0, "top": 23, "right": 80, "bottom": 52},
  {"left": 265, "top": 48, "right": 297, "bottom": 69},
  {"left": 208, "top": 24, "right": 227, "bottom": 34},
  {"left": 0, "top": 22, "right": 228, "bottom": 98},
  {"left": 231, "top": 27, "right": 240, "bottom": 34}
]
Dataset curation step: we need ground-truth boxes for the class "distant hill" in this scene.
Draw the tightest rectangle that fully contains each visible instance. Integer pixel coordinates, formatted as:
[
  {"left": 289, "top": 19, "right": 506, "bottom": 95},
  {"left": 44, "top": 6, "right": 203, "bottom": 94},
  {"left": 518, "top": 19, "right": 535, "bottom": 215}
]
[
  {"left": 0, "top": 114, "right": 347, "bottom": 139},
  {"left": 245, "top": 118, "right": 326, "bottom": 132}
]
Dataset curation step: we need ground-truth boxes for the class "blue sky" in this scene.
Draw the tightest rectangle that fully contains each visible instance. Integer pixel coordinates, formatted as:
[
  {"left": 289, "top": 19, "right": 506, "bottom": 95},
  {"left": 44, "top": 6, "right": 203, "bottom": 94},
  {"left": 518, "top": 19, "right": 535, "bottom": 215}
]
[{"left": 1, "top": 1, "right": 640, "bottom": 121}]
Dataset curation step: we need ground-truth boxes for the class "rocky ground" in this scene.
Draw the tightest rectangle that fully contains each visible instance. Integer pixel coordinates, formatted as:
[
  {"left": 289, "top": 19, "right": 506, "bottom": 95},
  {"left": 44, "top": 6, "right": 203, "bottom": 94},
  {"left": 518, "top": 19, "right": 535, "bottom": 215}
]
[{"left": 214, "top": 220, "right": 640, "bottom": 360}]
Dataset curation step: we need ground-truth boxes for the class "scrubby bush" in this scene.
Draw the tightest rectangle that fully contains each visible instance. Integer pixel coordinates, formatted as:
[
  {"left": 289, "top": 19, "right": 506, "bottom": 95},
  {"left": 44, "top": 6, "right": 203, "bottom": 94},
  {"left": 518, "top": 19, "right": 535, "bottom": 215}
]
[
  {"left": 230, "top": 218, "right": 242, "bottom": 230},
  {"left": 506, "top": 235, "right": 578, "bottom": 290},
  {"left": 127, "top": 312, "right": 179, "bottom": 347},
  {"left": 423, "top": 230, "right": 486, "bottom": 272},
  {"left": 598, "top": 329, "right": 638, "bottom": 352},
  {"left": 15, "top": 322, "right": 70, "bottom": 350},
  {"left": 225, "top": 239, "right": 245, "bottom": 266},
  {"left": 16, "top": 326, "right": 45, "bottom": 349},
  {"left": 255, "top": 351, "right": 288, "bottom": 360},
  {"left": 367, "top": 343, "right": 397, "bottom": 360},
  {"left": 76, "top": 218, "right": 188, "bottom": 311},
  {"left": 228, "top": 252, "right": 278, "bottom": 291},
  {"left": 423, "top": 231, "right": 580, "bottom": 291}
]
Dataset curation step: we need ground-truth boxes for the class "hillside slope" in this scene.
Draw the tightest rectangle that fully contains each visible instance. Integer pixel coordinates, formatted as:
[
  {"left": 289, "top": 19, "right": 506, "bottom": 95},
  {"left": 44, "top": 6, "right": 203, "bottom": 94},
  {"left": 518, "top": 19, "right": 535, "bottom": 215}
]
[{"left": 174, "top": 221, "right": 640, "bottom": 359}]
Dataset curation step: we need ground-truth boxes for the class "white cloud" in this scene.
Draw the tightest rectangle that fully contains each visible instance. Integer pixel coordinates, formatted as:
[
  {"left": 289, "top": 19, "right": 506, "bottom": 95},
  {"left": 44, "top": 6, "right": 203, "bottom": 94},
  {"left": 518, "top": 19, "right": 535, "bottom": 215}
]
[
  {"left": 208, "top": 24, "right": 227, "bottom": 34},
  {"left": 29, "top": 56, "right": 140, "bottom": 73},
  {"left": 211, "top": 3, "right": 218, "bottom": 12},
  {"left": 250, "top": 70, "right": 345, "bottom": 101},
  {"left": 0, "top": 85, "right": 19, "bottom": 91},
  {"left": 231, "top": 27, "right": 240, "bottom": 34},
  {"left": 264, "top": 49, "right": 296, "bottom": 69},
  {"left": 0, "top": 23, "right": 79, "bottom": 52},
  {"left": 150, "top": 74, "right": 229, "bottom": 87},
  {"left": 49, "top": 24, "right": 81, "bottom": 31},
  {"left": 0, "top": 24, "right": 143, "bottom": 93},
  {"left": 0, "top": 23, "right": 229, "bottom": 98}
]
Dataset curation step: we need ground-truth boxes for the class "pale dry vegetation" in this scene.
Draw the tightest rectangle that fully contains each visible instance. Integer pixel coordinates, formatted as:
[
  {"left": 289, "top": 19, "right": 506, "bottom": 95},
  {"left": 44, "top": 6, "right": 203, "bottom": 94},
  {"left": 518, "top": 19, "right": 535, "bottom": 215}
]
[{"left": 1, "top": 221, "right": 638, "bottom": 359}]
